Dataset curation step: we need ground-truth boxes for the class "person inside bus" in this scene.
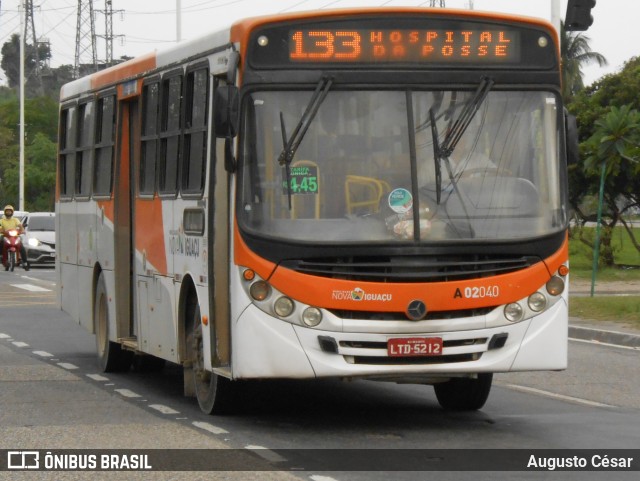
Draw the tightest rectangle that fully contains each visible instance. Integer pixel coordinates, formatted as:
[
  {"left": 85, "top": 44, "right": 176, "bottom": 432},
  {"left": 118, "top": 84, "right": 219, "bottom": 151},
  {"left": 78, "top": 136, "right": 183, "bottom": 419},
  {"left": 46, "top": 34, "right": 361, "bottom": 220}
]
[{"left": 0, "top": 205, "right": 30, "bottom": 270}]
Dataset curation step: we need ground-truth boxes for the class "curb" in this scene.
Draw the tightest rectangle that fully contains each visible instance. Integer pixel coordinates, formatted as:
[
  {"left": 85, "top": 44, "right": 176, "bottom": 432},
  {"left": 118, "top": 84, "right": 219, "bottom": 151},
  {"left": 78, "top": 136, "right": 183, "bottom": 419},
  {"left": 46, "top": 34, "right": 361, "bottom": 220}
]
[{"left": 569, "top": 325, "right": 640, "bottom": 348}]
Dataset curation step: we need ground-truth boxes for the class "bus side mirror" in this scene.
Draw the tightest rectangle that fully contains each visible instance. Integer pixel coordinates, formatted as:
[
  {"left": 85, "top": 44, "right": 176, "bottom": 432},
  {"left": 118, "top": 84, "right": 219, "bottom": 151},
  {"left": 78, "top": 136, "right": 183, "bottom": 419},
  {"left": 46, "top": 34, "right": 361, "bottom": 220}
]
[
  {"left": 214, "top": 86, "right": 240, "bottom": 172},
  {"left": 214, "top": 86, "right": 239, "bottom": 138},
  {"left": 565, "top": 111, "right": 579, "bottom": 166}
]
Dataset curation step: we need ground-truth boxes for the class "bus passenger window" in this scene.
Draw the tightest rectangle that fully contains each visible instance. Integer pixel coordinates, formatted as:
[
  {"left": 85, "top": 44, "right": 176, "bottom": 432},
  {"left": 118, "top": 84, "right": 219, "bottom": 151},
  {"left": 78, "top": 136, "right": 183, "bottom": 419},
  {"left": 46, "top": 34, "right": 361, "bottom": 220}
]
[
  {"left": 93, "top": 95, "right": 116, "bottom": 196},
  {"left": 59, "top": 105, "right": 77, "bottom": 198},
  {"left": 158, "top": 74, "right": 182, "bottom": 195},
  {"left": 140, "top": 82, "right": 159, "bottom": 196},
  {"left": 182, "top": 68, "right": 209, "bottom": 194},
  {"left": 76, "top": 100, "right": 95, "bottom": 197}
]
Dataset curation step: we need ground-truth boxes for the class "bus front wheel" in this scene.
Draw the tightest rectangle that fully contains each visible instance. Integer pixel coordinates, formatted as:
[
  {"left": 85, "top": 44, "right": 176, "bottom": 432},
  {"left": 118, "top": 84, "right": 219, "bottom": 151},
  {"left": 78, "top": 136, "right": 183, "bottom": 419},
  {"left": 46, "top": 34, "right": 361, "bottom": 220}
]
[
  {"left": 433, "top": 373, "right": 493, "bottom": 411},
  {"left": 186, "top": 299, "right": 235, "bottom": 415},
  {"left": 94, "top": 273, "right": 132, "bottom": 372}
]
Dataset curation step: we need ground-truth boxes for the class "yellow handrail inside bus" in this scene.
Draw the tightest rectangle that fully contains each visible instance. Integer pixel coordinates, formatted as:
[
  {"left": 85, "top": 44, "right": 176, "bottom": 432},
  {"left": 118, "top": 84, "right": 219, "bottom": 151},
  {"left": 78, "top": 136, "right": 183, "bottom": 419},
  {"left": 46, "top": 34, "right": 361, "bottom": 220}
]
[{"left": 345, "top": 175, "right": 390, "bottom": 215}]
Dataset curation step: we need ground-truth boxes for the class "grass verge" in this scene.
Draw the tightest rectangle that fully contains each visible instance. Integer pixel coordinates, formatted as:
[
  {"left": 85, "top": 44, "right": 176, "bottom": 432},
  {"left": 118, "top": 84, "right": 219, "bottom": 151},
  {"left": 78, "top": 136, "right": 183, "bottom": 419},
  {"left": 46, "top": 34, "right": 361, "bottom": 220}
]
[{"left": 569, "top": 296, "right": 640, "bottom": 326}]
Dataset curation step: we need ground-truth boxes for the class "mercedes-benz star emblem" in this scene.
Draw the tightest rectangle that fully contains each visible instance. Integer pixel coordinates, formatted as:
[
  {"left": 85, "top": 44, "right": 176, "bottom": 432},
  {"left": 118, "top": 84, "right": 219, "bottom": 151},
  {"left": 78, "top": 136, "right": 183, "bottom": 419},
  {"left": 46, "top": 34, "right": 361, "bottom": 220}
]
[{"left": 406, "top": 300, "right": 427, "bottom": 321}]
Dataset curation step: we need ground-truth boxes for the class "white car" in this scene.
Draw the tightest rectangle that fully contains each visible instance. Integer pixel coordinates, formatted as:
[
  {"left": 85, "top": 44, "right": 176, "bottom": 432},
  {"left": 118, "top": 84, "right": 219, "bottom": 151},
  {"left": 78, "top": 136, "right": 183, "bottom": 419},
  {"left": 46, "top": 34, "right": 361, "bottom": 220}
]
[{"left": 22, "top": 212, "right": 55, "bottom": 265}]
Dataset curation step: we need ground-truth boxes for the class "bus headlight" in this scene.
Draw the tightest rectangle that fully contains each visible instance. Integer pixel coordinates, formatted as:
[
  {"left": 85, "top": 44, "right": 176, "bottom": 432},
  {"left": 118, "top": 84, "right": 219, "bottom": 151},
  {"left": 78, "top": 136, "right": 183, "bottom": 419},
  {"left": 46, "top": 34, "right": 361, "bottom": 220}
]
[
  {"left": 527, "top": 292, "right": 547, "bottom": 312},
  {"left": 302, "top": 307, "right": 323, "bottom": 327},
  {"left": 274, "top": 296, "right": 294, "bottom": 318},
  {"left": 249, "top": 280, "right": 270, "bottom": 301},
  {"left": 546, "top": 276, "right": 565, "bottom": 296},
  {"left": 504, "top": 303, "right": 524, "bottom": 322}
]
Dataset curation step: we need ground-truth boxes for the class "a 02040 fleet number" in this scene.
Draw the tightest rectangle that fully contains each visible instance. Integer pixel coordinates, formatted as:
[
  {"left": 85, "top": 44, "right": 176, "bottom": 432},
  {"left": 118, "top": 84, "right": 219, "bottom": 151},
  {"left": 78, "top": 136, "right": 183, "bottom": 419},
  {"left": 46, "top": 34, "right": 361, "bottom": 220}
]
[{"left": 454, "top": 285, "right": 500, "bottom": 299}]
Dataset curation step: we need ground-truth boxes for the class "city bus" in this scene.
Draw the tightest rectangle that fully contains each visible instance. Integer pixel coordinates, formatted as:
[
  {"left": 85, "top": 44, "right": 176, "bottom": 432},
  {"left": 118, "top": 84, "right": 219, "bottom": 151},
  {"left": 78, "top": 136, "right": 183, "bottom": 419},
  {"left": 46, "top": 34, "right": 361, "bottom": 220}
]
[{"left": 57, "top": 7, "right": 573, "bottom": 414}]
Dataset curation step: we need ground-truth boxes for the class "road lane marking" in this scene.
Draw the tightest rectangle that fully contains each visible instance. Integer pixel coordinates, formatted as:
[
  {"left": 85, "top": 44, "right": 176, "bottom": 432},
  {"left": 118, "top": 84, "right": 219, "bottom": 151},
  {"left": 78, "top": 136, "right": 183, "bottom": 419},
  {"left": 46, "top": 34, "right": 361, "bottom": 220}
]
[
  {"left": 57, "top": 362, "right": 79, "bottom": 370},
  {"left": 86, "top": 374, "right": 110, "bottom": 381},
  {"left": 12, "top": 341, "right": 29, "bottom": 348},
  {"left": 244, "top": 445, "right": 287, "bottom": 463},
  {"left": 33, "top": 351, "right": 54, "bottom": 357},
  {"left": 570, "top": 337, "right": 639, "bottom": 351},
  {"left": 192, "top": 421, "right": 229, "bottom": 435},
  {"left": 311, "top": 476, "right": 341, "bottom": 481},
  {"left": 148, "top": 404, "right": 180, "bottom": 415},
  {"left": 0, "top": 333, "right": 10, "bottom": 339},
  {"left": 504, "top": 383, "right": 614, "bottom": 408},
  {"left": 19, "top": 275, "right": 56, "bottom": 286},
  {"left": 10, "top": 283, "right": 52, "bottom": 292},
  {"left": 114, "top": 388, "right": 142, "bottom": 398}
]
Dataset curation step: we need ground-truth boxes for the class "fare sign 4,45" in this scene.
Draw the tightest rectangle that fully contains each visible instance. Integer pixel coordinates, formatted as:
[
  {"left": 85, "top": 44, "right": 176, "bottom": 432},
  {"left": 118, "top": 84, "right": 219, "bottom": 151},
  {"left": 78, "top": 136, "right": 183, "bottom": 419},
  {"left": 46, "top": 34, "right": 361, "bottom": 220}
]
[{"left": 388, "top": 337, "right": 443, "bottom": 357}]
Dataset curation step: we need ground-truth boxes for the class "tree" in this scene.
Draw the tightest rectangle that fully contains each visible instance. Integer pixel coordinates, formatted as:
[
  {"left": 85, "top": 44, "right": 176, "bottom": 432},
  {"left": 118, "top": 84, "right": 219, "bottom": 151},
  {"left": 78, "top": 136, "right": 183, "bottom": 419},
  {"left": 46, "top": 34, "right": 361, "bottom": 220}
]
[
  {"left": 0, "top": 92, "right": 59, "bottom": 211},
  {"left": 560, "top": 22, "right": 608, "bottom": 100},
  {"left": 1, "top": 34, "right": 51, "bottom": 97},
  {"left": 567, "top": 57, "right": 640, "bottom": 266},
  {"left": 574, "top": 106, "right": 640, "bottom": 266}
]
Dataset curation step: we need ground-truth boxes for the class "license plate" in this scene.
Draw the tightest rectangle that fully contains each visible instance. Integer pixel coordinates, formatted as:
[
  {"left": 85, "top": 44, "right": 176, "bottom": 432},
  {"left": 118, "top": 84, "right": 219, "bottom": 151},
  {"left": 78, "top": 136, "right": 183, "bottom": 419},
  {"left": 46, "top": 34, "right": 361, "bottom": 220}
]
[{"left": 387, "top": 337, "right": 443, "bottom": 357}]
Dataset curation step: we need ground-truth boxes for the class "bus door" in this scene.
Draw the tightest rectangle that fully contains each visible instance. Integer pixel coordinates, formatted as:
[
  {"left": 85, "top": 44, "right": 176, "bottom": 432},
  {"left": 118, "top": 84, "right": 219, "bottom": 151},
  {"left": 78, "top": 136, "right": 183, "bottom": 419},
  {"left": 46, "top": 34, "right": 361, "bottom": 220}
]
[{"left": 113, "top": 87, "right": 140, "bottom": 345}]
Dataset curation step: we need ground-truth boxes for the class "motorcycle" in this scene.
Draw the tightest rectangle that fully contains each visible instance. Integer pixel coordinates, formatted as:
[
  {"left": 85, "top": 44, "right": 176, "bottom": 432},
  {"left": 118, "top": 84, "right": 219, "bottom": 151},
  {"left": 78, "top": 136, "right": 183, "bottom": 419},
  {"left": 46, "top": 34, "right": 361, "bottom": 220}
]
[{"left": 2, "top": 229, "right": 24, "bottom": 272}]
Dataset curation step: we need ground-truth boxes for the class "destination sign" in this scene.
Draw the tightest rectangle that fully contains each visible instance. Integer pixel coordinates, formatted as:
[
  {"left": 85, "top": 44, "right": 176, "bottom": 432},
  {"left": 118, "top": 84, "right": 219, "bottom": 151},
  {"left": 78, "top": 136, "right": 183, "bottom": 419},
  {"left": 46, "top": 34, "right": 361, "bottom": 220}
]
[
  {"left": 289, "top": 28, "right": 520, "bottom": 63},
  {"left": 248, "top": 16, "right": 556, "bottom": 70}
]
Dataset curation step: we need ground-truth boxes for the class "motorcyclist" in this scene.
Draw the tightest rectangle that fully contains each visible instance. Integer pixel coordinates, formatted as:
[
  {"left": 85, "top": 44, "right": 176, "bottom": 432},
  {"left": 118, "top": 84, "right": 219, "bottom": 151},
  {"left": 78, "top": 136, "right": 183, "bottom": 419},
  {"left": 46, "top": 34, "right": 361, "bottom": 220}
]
[{"left": 0, "top": 205, "right": 30, "bottom": 270}]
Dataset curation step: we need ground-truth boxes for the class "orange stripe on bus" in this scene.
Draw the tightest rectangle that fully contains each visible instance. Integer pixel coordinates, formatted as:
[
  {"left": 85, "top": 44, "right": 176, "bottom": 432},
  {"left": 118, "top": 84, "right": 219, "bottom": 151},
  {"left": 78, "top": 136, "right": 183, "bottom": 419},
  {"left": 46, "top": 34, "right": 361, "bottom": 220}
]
[
  {"left": 135, "top": 197, "right": 168, "bottom": 275},
  {"left": 234, "top": 222, "right": 277, "bottom": 281},
  {"left": 236, "top": 228, "right": 568, "bottom": 312},
  {"left": 90, "top": 52, "right": 157, "bottom": 91},
  {"left": 97, "top": 199, "right": 115, "bottom": 224}
]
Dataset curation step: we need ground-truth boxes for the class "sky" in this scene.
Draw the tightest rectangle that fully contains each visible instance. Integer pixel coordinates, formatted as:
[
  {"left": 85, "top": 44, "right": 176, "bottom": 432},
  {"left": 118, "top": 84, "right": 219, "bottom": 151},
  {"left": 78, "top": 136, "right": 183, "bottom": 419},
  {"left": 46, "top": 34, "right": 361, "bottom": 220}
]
[{"left": 0, "top": 0, "right": 637, "bottom": 86}]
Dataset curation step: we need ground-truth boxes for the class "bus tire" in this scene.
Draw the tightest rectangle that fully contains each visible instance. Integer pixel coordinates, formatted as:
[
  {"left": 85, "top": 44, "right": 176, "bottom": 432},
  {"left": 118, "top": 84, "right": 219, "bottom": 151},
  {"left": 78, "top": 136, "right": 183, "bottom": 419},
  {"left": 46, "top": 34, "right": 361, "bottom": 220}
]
[
  {"left": 94, "top": 273, "right": 132, "bottom": 372},
  {"left": 433, "top": 373, "right": 492, "bottom": 411},
  {"left": 186, "top": 298, "right": 235, "bottom": 415}
]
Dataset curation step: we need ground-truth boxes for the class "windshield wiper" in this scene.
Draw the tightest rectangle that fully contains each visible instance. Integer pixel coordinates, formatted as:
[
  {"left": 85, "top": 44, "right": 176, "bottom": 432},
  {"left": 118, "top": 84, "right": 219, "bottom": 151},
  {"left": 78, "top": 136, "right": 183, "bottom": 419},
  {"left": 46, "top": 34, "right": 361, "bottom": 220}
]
[
  {"left": 278, "top": 76, "right": 333, "bottom": 209},
  {"left": 430, "top": 77, "right": 494, "bottom": 237},
  {"left": 429, "top": 108, "right": 442, "bottom": 205},
  {"left": 439, "top": 76, "right": 494, "bottom": 158}
]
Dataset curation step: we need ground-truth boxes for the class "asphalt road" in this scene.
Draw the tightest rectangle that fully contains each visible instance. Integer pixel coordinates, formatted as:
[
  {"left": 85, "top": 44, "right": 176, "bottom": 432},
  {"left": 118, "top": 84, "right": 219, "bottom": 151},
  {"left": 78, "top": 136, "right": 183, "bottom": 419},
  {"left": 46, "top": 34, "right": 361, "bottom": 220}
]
[{"left": 0, "top": 267, "right": 638, "bottom": 480}]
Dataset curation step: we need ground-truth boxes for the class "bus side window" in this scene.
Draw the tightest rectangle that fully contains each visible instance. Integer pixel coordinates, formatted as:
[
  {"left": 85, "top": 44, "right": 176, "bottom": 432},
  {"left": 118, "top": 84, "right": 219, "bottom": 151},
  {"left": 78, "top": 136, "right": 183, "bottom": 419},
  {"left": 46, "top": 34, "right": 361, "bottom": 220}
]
[
  {"left": 158, "top": 72, "right": 183, "bottom": 196},
  {"left": 140, "top": 81, "right": 159, "bottom": 196},
  {"left": 59, "top": 105, "right": 77, "bottom": 199},
  {"left": 76, "top": 99, "right": 95, "bottom": 198},
  {"left": 93, "top": 94, "right": 116, "bottom": 197},
  {"left": 181, "top": 67, "right": 209, "bottom": 195}
]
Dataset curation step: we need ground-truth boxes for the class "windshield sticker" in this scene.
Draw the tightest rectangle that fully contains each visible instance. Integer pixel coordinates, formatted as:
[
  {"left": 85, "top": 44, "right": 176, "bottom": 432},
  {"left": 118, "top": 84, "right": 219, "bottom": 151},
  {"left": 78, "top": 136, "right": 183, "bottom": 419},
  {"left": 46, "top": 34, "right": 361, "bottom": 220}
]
[
  {"left": 282, "top": 165, "right": 319, "bottom": 195},
  {"left": 388, "top": 188, "right": 413, "bottom": 214}
]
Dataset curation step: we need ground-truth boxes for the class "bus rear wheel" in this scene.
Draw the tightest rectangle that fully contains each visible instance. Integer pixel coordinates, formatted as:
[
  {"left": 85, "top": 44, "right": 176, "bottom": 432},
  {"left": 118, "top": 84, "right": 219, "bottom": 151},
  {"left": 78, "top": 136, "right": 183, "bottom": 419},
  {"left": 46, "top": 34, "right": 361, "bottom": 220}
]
[
  {"left": 186, "top": 299, "right": 235, "bottom": 415},
  {"left": 94, "top": 273, "right": 132, "bottom": 372},
  {"left": 433, "top": 373, "right": 493, "bottom": 411}
]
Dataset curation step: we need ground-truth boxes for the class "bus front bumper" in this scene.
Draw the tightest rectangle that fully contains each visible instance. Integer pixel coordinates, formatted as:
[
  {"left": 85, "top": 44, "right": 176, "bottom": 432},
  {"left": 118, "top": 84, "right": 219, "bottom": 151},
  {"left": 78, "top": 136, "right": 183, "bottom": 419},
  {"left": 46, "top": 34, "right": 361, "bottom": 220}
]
[{"left": 231, "top": 301, "right": 567, "bottom": 380}]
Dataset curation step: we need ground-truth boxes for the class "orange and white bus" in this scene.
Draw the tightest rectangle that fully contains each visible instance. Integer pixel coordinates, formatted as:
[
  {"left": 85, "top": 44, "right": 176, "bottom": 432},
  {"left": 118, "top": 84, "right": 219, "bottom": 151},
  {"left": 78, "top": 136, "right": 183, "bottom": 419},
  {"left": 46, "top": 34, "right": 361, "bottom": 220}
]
[{"left": 57, "top": 7, "right": 573, "bottom": 413}]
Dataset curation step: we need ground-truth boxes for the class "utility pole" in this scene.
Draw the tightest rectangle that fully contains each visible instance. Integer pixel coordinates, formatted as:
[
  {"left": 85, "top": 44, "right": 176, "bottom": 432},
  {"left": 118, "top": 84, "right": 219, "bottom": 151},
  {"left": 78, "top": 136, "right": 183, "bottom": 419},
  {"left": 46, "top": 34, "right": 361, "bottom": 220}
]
[
  {"left": 19, "top": 0, "right": 25, "bottom": 211},
  {"left": 96, "top": 0, "right": 124, "bottom": 68},
  {"left": 24, "top": 0, "right": 44, "bottom": 94},
  {"left": 430, "top": 1, "right": 446, "bottom": 7},
  {"left": 176, "top": 0, "right": 182, "bottom": 42},
  {"left": 74, "top": 0, "right": 98, "bottom": 78}
]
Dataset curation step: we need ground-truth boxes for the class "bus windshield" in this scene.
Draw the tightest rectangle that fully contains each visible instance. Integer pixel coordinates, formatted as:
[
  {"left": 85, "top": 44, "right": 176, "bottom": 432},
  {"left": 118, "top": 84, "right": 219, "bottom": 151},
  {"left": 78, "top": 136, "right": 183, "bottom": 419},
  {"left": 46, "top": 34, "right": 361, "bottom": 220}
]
[{"left": 240, "top": 88, "right": 565, "bottom": 244}]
